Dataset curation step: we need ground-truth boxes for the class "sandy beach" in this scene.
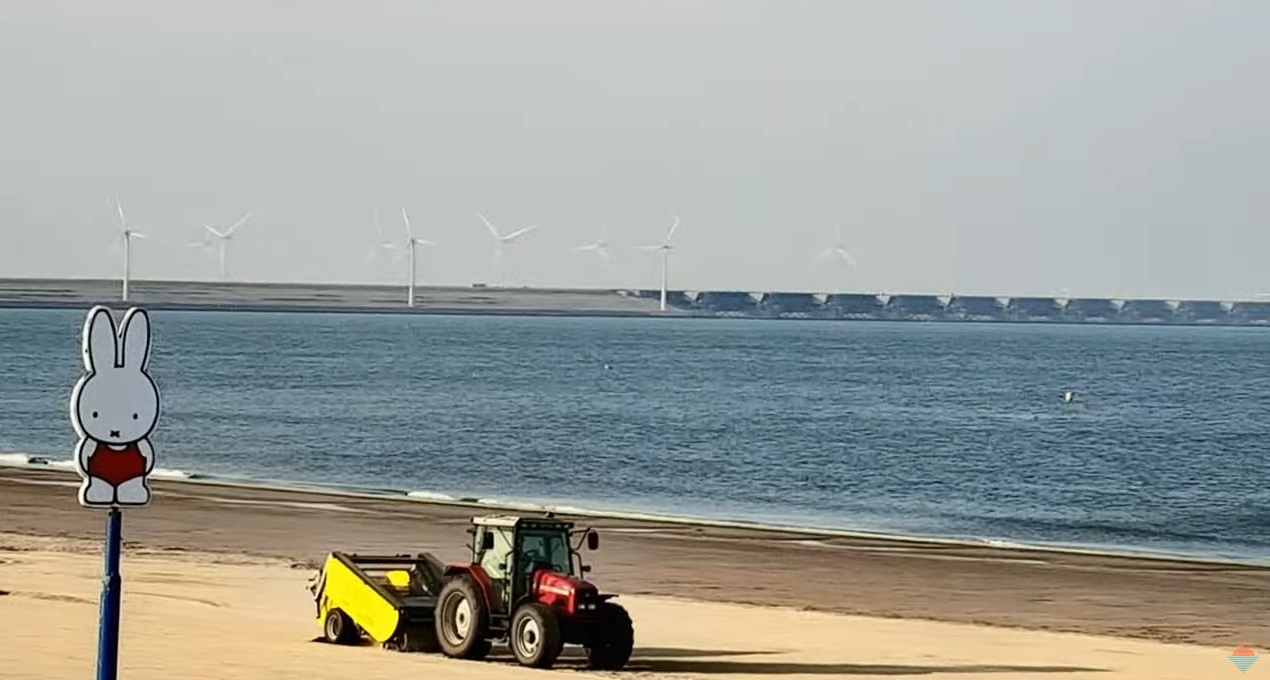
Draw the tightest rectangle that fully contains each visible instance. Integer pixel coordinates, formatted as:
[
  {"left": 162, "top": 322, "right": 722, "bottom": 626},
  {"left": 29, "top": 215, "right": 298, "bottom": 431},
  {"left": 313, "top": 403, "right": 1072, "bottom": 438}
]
[{"left": 2, "top": 467, "right": 1266, "bottom": 679}]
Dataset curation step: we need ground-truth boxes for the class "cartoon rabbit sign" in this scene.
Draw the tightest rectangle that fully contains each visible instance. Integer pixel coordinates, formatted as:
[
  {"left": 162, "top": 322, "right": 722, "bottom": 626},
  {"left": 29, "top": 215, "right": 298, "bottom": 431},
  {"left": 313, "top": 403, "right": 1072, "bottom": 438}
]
[{"left": 69, "top": 306, "right": 161, "bottom": 508}]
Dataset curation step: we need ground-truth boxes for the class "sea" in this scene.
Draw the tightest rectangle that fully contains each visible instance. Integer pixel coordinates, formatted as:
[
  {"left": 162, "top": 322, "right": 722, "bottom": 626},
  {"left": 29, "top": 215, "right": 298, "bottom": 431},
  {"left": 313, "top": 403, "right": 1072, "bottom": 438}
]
[{"left": 1, "top": 307, "right": 1268, "bottom": 563}]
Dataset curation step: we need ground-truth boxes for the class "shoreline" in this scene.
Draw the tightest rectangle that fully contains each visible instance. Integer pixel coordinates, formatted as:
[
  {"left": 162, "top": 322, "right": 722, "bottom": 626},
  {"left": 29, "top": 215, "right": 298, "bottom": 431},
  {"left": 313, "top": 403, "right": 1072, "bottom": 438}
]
[
  {"left": 3, "top": 277, "right": 1270, "bottom": 328},
  {"left": 2, "top": 454, "right": 1263, "bottom": 569},
  {"left": 2, "top": 298, "right": 1267, "bottom": 331}
]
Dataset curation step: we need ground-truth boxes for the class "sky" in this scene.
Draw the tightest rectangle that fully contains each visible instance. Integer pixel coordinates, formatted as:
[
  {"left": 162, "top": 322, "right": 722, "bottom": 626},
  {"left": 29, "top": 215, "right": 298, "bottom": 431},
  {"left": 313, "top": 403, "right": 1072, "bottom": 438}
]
[{"left": 1, "top": 0, "right": 1267, "bottom": 299}]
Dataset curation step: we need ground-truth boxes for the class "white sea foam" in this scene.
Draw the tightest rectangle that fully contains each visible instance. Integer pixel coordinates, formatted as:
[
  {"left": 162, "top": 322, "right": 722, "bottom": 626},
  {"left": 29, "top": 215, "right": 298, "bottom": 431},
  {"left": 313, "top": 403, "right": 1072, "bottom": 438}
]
[
  {"left": 405, "top": 490, "right": 459, "bottom": 502},
  {"left": 0, "top": 451, "right": 190, "bottom": 480},
  {"left": 0, "top": 453, "right": 38, "bottom": 466}
]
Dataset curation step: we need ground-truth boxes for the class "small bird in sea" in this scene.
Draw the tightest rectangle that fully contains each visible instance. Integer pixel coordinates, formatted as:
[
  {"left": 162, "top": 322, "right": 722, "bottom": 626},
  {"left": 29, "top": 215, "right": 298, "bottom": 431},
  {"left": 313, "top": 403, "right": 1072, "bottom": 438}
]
[{"left": 1061, "top": 391, "right": 1077, "bottom": 403}]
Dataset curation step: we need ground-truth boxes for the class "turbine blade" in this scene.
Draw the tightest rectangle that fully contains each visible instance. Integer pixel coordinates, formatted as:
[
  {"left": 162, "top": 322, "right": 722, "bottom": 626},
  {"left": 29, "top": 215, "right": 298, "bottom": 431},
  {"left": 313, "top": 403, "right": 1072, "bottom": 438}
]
[
  {"left": 401, "top": 207, "right": 412, "bottom": 238},
  {"left": 204, "top": 224, "right": 226, "bottom": 238},
  {"left": 477, "top": 211, "right": 501, "bottom": 239},
  {"left": 223, "top": 212, "right": 252, "bottom": 237},
  {"left": 503, "top": 225, "right": 536, "bottom": 241},
  {"left": 664, "top": 215, "right": 680, "bottom": 242},
  {"left": 115, "top": 199, "right": 126, "bottom": 228}
]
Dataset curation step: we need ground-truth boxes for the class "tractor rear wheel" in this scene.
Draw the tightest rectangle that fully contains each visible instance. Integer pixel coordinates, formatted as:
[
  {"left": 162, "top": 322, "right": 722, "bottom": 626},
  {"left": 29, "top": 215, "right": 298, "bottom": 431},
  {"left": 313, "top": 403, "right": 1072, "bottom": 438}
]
[
  {"left": 510, "top": 602, "right": 563, "bottom": 669},
  {"left": 585, "top": 602, "right": 634, "bottom": 670},
  {"left": 323, "top": 608, "right": 359, "bottom": 645},
  {"left": 435, "top": 575, "right": 490, "bottom": 659}
]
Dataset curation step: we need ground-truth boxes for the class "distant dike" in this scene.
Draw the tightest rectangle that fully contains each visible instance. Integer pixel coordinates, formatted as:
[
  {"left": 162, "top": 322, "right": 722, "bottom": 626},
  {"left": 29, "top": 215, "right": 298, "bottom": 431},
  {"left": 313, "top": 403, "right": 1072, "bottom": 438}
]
[{"left": 1, "top": 278, "right": 1269, "bottom": 327}]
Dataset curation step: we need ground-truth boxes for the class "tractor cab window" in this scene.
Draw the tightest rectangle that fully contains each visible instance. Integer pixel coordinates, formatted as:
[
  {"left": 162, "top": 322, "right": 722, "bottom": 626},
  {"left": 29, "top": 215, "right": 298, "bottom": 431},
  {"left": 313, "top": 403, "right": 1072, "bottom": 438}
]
[
  {"left": 517, "top": 530, "right": 571, "bottom": 577},
  {"left": 478, "top": 527, "right": 515, "bottom": 581}
]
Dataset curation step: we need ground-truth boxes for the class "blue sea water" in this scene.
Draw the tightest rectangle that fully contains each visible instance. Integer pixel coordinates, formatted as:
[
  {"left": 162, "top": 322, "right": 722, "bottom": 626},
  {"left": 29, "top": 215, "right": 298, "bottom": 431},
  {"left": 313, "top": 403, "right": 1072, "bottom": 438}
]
[{"left": 1, "top": 307, "right": 1268, "bottom": 561}]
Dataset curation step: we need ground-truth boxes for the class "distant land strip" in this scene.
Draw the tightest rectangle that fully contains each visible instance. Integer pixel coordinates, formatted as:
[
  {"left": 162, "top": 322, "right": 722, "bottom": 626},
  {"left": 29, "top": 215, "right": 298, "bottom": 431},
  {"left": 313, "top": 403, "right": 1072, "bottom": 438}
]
[{"left": 1, "top": 278, "right": 1269, "bottom": 327}]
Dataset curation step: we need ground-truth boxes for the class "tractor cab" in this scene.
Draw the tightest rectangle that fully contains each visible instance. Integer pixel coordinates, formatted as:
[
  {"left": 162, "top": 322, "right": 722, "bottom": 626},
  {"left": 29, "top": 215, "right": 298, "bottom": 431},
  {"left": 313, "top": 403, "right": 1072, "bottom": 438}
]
[
  {"left": 468, "top": 514, "right": 598, "bottom": 611},
  {"left": 436, "top": 513, "right": 631, "bottom": 670}
]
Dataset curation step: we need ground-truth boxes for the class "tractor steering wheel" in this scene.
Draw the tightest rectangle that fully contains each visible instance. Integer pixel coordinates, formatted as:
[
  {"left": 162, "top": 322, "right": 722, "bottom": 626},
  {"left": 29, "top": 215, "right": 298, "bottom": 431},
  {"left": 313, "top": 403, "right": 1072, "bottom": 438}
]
[{"left": 521, "top": 549, "right": 552, "bottom": 575}]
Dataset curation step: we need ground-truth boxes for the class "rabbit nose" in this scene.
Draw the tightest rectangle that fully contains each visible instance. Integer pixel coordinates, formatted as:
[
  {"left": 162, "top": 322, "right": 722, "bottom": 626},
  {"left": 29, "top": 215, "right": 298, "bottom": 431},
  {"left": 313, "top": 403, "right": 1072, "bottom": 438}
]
[{"left": 109, "top": 430, "right": 121, "bottom": 438}]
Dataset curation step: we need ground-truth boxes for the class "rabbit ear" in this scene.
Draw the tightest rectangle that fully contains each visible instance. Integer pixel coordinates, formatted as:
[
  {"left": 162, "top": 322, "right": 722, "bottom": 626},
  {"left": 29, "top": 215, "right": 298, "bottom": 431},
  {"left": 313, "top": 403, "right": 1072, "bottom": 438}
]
[
  {"left": 83, "top": 306, "right": 119, "bottom": 371},
  {"left": 119, "top": 308, "right": 152, "bottom": 371}
]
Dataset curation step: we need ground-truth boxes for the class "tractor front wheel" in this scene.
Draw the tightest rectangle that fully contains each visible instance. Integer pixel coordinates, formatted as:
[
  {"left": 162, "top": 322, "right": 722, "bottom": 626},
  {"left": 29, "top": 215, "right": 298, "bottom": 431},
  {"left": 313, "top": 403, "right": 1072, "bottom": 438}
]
[
  {"left": 585, "top": 602, "right": 634, "bottom": 670},
  {"left": 510, "top": 602, "right": 563, "bottom": 669},
  {"left": 435, "top": 575, "right": 490, "bottom": 659}
]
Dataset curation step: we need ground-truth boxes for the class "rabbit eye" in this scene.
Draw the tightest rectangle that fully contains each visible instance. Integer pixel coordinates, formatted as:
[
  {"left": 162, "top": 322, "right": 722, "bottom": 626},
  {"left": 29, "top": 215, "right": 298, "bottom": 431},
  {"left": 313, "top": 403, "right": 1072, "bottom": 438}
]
[
  {"left": 132, "top": 413, "right": 138, "bottom": 420},
  {"left": 92, "top": 411, "right": 99, "bottom": 418}
]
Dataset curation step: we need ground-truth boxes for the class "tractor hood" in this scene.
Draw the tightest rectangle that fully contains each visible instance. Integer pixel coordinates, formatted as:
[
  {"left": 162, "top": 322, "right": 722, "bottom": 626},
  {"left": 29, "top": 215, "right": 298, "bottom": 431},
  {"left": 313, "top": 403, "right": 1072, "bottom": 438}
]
[{"left": 532, "top": 569, "right": 601, "bottom": 614}]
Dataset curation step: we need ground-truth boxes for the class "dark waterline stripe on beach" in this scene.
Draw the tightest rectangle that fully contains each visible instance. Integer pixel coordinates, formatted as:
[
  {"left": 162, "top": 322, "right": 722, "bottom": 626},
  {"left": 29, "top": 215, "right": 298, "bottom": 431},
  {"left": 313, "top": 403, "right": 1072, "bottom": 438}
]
[{"left": 3, "top": 454, "right": 1266, "bottom": 569}]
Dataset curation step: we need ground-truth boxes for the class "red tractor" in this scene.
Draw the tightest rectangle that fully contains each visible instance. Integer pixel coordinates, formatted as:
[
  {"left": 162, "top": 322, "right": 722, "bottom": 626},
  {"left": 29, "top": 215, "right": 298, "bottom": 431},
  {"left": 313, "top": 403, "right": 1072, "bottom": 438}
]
[{"left": 433, "top": 514, "right": 634, "bottom": 670}]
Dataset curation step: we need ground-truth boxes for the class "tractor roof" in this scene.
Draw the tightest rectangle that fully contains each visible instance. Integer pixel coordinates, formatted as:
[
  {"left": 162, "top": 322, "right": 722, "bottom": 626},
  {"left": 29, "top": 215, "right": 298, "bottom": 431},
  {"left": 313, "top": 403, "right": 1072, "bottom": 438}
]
[
  {"left": 472, "top": 515, "right": 523, "bottom": 528},
  {"left": 471, "top": 514, "right": 575, "bottom": 530}
]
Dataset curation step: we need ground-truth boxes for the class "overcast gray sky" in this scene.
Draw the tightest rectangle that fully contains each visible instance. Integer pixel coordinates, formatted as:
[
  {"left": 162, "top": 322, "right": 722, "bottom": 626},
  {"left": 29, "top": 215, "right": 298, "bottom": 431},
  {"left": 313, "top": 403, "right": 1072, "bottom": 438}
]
[{"left": 2, "top": 0, "right": 1267, "bottom": 299}]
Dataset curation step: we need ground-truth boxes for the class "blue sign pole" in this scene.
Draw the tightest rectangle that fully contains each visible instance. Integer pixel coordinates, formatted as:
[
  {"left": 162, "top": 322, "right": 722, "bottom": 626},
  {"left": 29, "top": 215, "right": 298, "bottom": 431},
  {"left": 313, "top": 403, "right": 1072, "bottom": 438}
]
[
  {"left": 70, "top": 306, "right": 161, "bottom": 680},
  {"left": 96, "top": 507, "right": 123, "bottom": 680}
]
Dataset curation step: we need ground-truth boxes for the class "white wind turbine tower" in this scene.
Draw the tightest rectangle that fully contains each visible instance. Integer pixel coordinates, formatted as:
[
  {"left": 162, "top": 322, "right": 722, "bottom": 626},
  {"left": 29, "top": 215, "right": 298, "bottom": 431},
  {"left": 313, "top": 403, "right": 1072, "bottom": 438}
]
[
  {"left": 477, "top": 211, "right": 536, "bottom": 286},
  {"left": 399, "top": 207, "right": 434, "bottom": 307},
  {"left": 638, "top": 216, "right": 680, "bottom": 311},
  {"left": 111, "top": 199, "right": 146, "bottom": 302},
  {"left": 815, "top": 224, "right": 857, "bottom": 290},
  {"left": 190, "top": 211, "right": 252, "bottom": 281}
]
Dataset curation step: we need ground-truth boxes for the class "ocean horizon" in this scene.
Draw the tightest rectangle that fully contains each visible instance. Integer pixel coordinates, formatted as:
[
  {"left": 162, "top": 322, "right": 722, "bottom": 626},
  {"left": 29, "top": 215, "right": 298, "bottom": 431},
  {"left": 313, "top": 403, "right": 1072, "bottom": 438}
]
[{"left": 1, "top": 307, "right": 1267, "bottom": 563}]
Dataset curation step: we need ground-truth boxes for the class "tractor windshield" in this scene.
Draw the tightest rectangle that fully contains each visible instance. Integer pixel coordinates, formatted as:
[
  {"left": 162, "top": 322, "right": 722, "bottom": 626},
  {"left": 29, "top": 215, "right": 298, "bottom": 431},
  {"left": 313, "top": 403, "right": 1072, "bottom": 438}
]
[{"left": 518, "top": 529, "right": 572, "bottom": 576}]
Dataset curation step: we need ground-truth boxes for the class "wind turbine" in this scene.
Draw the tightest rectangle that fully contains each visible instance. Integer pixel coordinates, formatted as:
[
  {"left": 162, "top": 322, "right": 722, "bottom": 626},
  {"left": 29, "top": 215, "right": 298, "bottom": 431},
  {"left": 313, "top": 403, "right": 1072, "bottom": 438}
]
[
  {"left": 815, "top": 224, "right": 857, "bottom": 290},
  {"left": 477, "top": 211, "right": 536, "bottom": 286},
  {"left": 190, "top": 211, "right": 252, "bottom": 281},
  {"left": 638, "top": 216, "right": 680, "bottom": 311},
  {"left": 111, "top": 199, "right": 145, "bottom": 302},
  {"left": 577, "top": 224, "right": 617, "bottom": 273},
  {"left": 400, "top": 207, "right": 434, "bottom": 307}
]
